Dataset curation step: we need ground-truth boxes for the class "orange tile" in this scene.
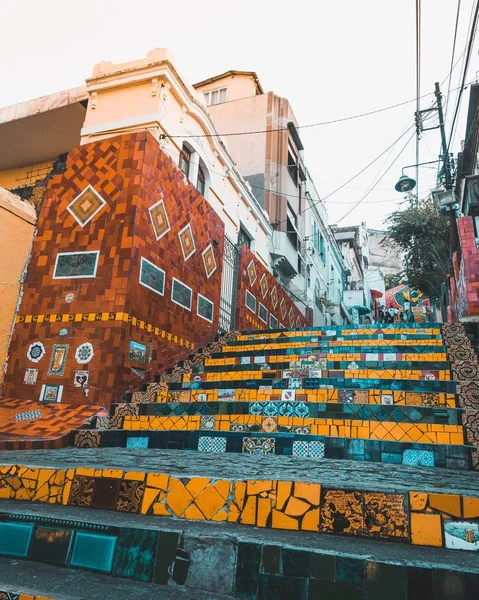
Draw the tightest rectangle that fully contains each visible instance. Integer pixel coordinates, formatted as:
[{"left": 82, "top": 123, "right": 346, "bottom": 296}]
[
  {"left": 463, "top": 497, "right": 479, "bottom": 519},
  {"left": 410, "top": 513, "right": 443, "bottom": 547},
  {"left": 271, "top": 508, "right": 299, "bottom": 530},
  {"left": 409, "top": 492, "right": 428, "bottom": 511},
  {"left": 428, "top": 494, "right": 462, "bottom": 517}
]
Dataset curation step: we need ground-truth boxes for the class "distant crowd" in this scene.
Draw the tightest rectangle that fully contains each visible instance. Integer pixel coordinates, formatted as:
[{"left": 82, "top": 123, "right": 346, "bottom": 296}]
[{"left": 363, "top": 305, "right": 434, "bottom": 325}]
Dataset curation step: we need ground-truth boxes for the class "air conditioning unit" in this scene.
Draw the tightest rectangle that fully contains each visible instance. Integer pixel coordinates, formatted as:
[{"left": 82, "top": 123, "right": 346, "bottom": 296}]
[{"left": 431, "top": 189, "right": 456, "bottom": 207}]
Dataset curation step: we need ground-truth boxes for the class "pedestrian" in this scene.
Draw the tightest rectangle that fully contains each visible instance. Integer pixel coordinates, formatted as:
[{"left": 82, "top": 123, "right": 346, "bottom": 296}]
[
  {"left": 364, "top": 316, "right": 372, "bottom": 324},
  {"left": 425, "top": 307, "right": 433, "bottom": 323},
  {"left": 406, "top": 308, "right": 415, "bottom": 323},
  {"left": 384, "top": 308, "right": 394, "bottom": 324},
  {"left": 399, "top": 311, "right": 405, "bottom": 323},
  {"left": 376, "top": 307, "right": 385, "bottom": 325}
]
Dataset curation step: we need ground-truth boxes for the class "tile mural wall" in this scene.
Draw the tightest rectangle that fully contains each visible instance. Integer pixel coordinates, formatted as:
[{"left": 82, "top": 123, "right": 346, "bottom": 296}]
[
  {"left": 449, "top": 216, "right": 479, "bottom": 319},
  {"left": 235, "top": 246, "right": 311, "bottom": 331},
  {"left": 0, "top": 463, "right": 478, "bottom": 553},
  {"left": 2, "top": 132, "right": 225, "bottom": 406}
]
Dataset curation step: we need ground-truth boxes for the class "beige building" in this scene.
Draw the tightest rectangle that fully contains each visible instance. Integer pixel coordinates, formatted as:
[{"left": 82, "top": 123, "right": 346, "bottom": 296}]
[
  {"left": 0, "top": 188, "right": 36, "bottom": 384},
  {"left": 194, "top": 71, "right": 347, "bottom": 324}
]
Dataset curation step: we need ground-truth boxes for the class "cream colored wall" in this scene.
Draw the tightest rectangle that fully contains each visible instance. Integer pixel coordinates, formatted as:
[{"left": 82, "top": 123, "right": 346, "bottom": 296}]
[
  {"left": 197, "top": 74, "right": 258, "bottom": 103},
  {"left": 0, "top": 161, "right": 54, "bottom": 190},
  {"left": 0, "top": 189, "right": 36, "bottom": 386}
]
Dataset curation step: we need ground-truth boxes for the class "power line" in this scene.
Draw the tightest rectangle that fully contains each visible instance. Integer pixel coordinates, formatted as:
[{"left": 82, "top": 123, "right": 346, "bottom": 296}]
[
  {"left": 415, "top": 0, "right": 422, "bottom": 197},
  {"left": 445, "top": 0, "right": 462, "bottom": 115},
  {"left": 169, "top": 92, "right": 437, "bottom": 139}
]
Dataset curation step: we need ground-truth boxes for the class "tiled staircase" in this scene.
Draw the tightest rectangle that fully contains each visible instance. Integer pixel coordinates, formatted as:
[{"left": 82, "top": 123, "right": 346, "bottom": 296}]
[{"left": 0, "top": 323, "right": 478, "bottom": 599}]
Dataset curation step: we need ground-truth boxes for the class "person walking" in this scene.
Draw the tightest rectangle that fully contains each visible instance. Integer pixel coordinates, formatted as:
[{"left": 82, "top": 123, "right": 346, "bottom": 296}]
[{"left": 406, "top": 308, "right": 415, "bottom": 324}]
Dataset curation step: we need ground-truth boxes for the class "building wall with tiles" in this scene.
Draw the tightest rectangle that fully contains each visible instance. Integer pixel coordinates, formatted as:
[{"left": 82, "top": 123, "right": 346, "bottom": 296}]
[
  {"left": 2, "top": 131, "right": 225, "bottom": 406},
  {"left": 453, "top": 217, "right": 479, "bottom": 319},
  {"left": 236, "top": 246, "right": 311, "bottom": 331}
]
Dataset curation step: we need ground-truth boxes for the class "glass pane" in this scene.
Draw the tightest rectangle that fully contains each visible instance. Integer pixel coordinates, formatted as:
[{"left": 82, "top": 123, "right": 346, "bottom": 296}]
[
  {"left": 219, "top": 88, "right": 227, "bottom": 103},
  {"left": 211, "top": 90, "right": 219, "bottom": 105}
]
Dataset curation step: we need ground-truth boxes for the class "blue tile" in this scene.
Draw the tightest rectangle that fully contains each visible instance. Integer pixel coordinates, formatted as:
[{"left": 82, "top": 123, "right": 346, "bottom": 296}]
[
  {"left": 0, "top": 522, "right": 34, "bottom": 557},
  {"left": 126, "top": 437, "right": 149, "bottom": 449},
  {"left": 70, "top": 532, "right": 117, "bottom": 573},
  {"left": 381, "top": 452, "right": 402, "bottom": 464}
]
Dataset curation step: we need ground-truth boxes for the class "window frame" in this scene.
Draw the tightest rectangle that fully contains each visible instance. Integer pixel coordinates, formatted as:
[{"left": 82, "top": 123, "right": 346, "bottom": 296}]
[{"left": 179, "top": 145, "right": 191, "bottom": 178}]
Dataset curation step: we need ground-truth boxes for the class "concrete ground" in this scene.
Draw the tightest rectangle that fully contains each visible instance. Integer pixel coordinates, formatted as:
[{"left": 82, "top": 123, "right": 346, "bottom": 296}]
[{"left": 1, "top": 448, "right": 479, "bottom": 495}]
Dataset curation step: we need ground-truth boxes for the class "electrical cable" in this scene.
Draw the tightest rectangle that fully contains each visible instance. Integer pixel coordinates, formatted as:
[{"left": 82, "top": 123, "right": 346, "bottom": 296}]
[
  {"left": 415, "top": 0, "right": 422, "bottom": 198},
  {"left": 445, "top": 0, "right": 462, "bottom": 115}
]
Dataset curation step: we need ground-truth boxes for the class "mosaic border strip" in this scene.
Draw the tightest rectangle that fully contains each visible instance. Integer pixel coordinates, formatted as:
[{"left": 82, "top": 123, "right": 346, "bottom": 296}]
[{"left": 15, "top": 312, "right": 194, "bottom": 349}]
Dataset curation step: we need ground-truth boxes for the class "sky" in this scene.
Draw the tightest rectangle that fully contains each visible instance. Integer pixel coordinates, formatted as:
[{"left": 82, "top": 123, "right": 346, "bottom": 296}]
[{"left": 1, "top": 0, "right": 478, "bottom": 229}]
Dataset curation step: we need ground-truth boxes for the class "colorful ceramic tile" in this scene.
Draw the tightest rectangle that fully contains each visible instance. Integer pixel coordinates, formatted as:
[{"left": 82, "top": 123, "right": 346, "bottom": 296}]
[
  {"left": 218, "top": 389, "right": 235, "bottom": 402},
  {"left": 293, "top": 441, "right": 325, "bottom": 458},
  {"left": 288, "top": 378, "right": 302, "bottom": 389},
  {"left": 270, "top": 286, "right": 278, "bottom": 309},
  {"left": 178, "top": 223, "right": 196, "bottom": 261},
  {"left": 381, "top": 394, "right": 394, "bottom": 405},
  {"left": 27, "top": 341, "right": 46, "bottom": 363},
  {"left": 258, "top": 302, "right": 268, "bottom": 323},
  {"left": 260, "top": 274, "right": 268, "bottom": 298},
  {"left": 139, "top": 257, "right": 165, "bottom": 296},
  {"left": 241, "top": 357, "right": 251, "bottom": 365},
  {"left": 24, "top": 368, "right": 38, "bottom": 384},
  {"left": 148, "top": 199, "right": 170, "bottom": 240},
  {"left": 338, "top": 390, "right": 354, "bottom": 403},
  {"left": 171, "top": 278, "right": 192, "bottom": 310},
  {"left": 28, "top": 526, "right": 74, "bottom": 565},
  {"left": 280, "top": 298, "right": 286, "bottom": 319},
  {"left": 198, "top": 436, "right": 227, "bottom": 453},
  {"left": 197, "top": 294, "right": 214, "bottom": 323},
  {"left": 320, "top": 490, "right": 364, "bottom": 536},
  {"left": 269, "top": 314, "right": 279, "bottom": 329},
  {"left": 75, "top": 342, "right": 94, "bottom": 364},
  {"left": 242, "top": 437, "right": 275, "bottom": 454},
  {"left": 245, "top": 290, "right": 256, "bottom": 313},
  {"left": 200, "top": 415, "right": 216, "bottom": 430},
  {"left": 74, "top": 370, "right": 89, "bottom": 387},
  {"left": 0, "top": 523, "right": 34, "bottom": 557},
  {"left": 289, "top": 308, "right": 295, "bottom": 327},
  {"left": 53, "top": 251, "right": 99, "bottom": 279},
  {"left": 116, "top": 480, "right": 146, "bottom": 513},
  {"left": 129, "top": 341, "right": 147, "bottom": 364},
  {"left": 202, "top": 244, "right": 217, "bottom": 278},
  {"left": 261, "top": 417, "right": 278, "bottom": 433},
  {"left": 70, "top": 532, "right": 117, "bottom": 573},
  {"left": 403, "top": 450, "right": 435, "bottom": 467},
  {"left": 67, "top": 185, "right": 107, "bottom": 227},
  {"left": 363, "top": 492, "right": 408, "bottom": 539},
  {"left": 254, "top": 356, "right": 266, "bottom": 364},
  {"left": 126, "top": 437, "right": 149, "bottom": 449},
  {"left": 47, "top": 344, "right": 69, "bottom": 376},
  {"left": 14, "top": 409, "right": 42, "bottom": 422},
  {"left": 281, "top": 389, "right": 296, "bottom": 402},
  {"left": 247, "top": 260, "right": 257, "bottom": 285},
  {"left": 444, "top": 521, "right": 479, "bottom": 551},
  {"left": 39, "top": 384, "right": 63, "bottom": 403}
]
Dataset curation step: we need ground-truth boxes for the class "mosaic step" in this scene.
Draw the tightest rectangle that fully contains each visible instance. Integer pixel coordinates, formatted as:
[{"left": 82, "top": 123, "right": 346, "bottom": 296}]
[
  {"left": 0, "top": 449, "right": 479, "bottom": 554},
  {"left": 0, "top": 500, "right": 478, "bottom": 600},
  {"left": 0, "top": 590, "right": 57, "bottom": 600}
]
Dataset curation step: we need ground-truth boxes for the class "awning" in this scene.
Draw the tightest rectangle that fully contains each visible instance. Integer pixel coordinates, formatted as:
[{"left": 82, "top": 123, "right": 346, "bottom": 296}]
[
  {"left": 350, "top": 305, "right": 370, "bottom": 315},
  {"left": 370, "top": 289, "right": 383, "bottom": 299}
]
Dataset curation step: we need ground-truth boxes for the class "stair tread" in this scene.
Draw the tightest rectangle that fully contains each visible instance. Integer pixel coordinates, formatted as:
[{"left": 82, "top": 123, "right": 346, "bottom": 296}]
[{"left": 1, "top": 448, "right": 478, "bottom": 495}]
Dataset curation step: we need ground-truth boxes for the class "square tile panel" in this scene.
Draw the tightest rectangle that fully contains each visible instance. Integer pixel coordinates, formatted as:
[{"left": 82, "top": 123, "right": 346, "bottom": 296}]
[
  {"left": 242, "top": 437, "right": 275, "bottom": 454},
  {"left": 126, "top": 437, "right": 149, "bottom": 449},
  {"left": 444, "top": 521, "right": 479, "bottom": 551},
  {"left": 247, "top": 260, "right": 257, "bottom": 285},
  {"left": 28, "top": 526, "right": 74, "bottom": 565},
  {"left": 178, "top": 224, "right": 196, "bottom": 261},
  {"left": 70, "top": 532, "right": 117, "bottom": 573},
  {"left": 381, "top": 394, "right": 394, "bottom": 405},
  {"left": 198, "top": 436, "right": 227, "bottom": 453},
  {"left": 293, "top": 440, "right": 325, "bottom": 458},
  {"left": 202, "top": 244, "right": 217, "bottom": 278},
  {"left": 260, "top": 274, "right": 268, "bottom": 298},
  {"left": 67, "top": 185, "right": 107, "bottom": 227},
  {"left": 148, "top": 199, "right": 170, "bottom": 240},
  {"left": 281, "top": 389, "right": 296, "bottom": 402}
]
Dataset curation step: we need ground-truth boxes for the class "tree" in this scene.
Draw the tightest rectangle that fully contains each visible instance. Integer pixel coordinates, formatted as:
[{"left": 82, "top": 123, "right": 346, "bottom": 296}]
[
  {"left": 384, "top": 272, "right": 406, "bottom": 290},
  {"left": 383, "top": 197, "right": 450, "bottom": 298}
]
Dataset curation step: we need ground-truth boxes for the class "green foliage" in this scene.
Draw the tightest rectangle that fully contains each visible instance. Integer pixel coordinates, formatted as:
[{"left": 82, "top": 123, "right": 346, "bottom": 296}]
[
  {"left": 384, "top": 272, "right": 406, "bottom": 290},
  {"left": 383, "top": 197, "right": 450, "bottom": 298}
]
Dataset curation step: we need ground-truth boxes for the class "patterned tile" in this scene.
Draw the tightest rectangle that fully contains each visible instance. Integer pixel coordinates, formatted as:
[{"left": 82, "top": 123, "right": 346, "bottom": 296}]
[
  {"left": 292, "top": 441, "right": 325, "bottom": 458},
  {"left": 14, "top": 409, "right": 42, "bottom": 422},
  {"left": 242, "top": 437, "right": 275, "bottom": 455},
  {"left": 200, "top": 415, "right": 216, "bottom": 430},
  {"left": 198, "top": 436, "right": 226, "bottom": 453},
  {"left": 126, "top": 437, "right": 149, "bottom": 449}
]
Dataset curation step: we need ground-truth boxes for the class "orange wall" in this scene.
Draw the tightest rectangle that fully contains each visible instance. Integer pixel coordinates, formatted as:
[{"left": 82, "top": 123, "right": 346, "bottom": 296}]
[{"left": 0, "top": 190, "right": 36, "bottom": 386}]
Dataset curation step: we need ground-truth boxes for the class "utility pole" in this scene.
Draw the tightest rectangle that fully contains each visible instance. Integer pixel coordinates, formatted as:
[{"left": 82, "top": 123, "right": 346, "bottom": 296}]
[{"left": 434, "top": 82, "right": 453, "bottom": 190}]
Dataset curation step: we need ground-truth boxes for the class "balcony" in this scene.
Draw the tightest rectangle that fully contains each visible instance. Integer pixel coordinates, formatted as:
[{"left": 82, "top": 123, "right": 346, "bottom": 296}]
[{"left": 271, "top": 230, "right": 299, "bottom": 277}]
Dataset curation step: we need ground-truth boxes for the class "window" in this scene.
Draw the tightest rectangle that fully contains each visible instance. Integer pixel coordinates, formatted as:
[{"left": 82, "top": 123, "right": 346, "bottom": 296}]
[
  {"left": 245, "top": 290, "right": 256, "bottom": 313},
  {"left": 312, "top": 220, "right": 320, "bottom": 252},
  {"left": 203, "top": 87, "right": 228, "bottom": 106},
  {"left": 320, "top": 234, "right": 326, "bottom": 263},
  {"left": 197, "top": 166, "right": 206, "bottom": 195},
  {"left": 197, "top": 294, "right": 214, "bottom": 322},
  {"left": 53, "top": 251, "right": 99, "bottom": 279},
  {"left": 179, "top": 145, "right": 191, "bottom": 178},
  {"left": 238, "top": 226, "right": 252, "bottom": 249},
  {"left": 286, "top": 204, "right": 299, "bottom": 250},
  {"left": 287, "top": 143, "right": 298, "bottom": 184},
  {"left": 171, "top": 278, "right": 192, "bottom": 310},
  {"left": 139, "top": 257, "right": 165, "bottom": 296},
  {"left": 258, "top": 302, "right": 268, "bottom": 323}
]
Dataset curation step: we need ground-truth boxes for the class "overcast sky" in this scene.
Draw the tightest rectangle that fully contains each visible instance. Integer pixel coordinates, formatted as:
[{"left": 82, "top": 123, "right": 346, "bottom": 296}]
[{"left": 2, "top": 0, "right": 478, "bottom": 229}]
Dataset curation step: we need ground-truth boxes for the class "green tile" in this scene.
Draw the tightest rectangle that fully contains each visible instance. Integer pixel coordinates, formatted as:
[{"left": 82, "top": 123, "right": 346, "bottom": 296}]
[
  {"left": 262, "top": 545, "right": 281, "bottom": 574},
  {"left": 112, "top": 528, "right": 158, "bottom": 582},
  {"left": 310, "top": 553, "right": 335, "bottom": 582},
  {"left": 28, "top": 526, "right": 74, "bottom": 565},
  {"left": 0, "top": 522, "right": 34, "bottom": 557},
  {"left": 365, "top": 562, "right": 407, "bottom": 600},
  {"left": 70, "top": 532, "right": 117, "bottom": 573},
  {"left": 153, "top": 531, "right": 179, "bottom": 584}
]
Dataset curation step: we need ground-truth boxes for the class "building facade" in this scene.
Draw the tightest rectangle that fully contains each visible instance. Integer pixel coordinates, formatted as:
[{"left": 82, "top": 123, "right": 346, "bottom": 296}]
[{"left": 194, "top": 71, "right": 346, "bottom": 324}]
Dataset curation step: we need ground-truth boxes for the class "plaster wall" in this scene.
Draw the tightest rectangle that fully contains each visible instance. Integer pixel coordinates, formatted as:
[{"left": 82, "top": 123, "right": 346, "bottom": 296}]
[
  {"left": 196, "top": 73, "right": 259, "bottom": 102},
  {"left": 0, "top": 189, "right": 36, "bottom": 386}
]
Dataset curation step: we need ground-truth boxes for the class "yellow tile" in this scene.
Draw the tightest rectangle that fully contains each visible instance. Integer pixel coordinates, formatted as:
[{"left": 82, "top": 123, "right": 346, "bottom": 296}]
[{"left": 410, "top": 513, "right": 443, "bottom": 547}]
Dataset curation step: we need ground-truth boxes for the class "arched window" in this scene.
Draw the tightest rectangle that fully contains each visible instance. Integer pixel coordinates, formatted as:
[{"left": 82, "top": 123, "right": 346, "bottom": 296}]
[
  {"left": 179, "top": 144, "right": 191, "bottom": 178},
  {"left": 197, "top": 166, "right": 206, "bottom": 195}
]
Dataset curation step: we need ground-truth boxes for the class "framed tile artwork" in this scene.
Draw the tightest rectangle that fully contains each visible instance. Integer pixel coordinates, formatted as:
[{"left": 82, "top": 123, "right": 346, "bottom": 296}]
[
  {"left": 53, "top": 251, "right": 100, "bottom": 279},
  {"left": 289, "top": 308, "right": 295, "bottom": 327},
  {"left": 247, "top": 260, "right": 257, "bottom": 285},
  {"left": 202, "top": 244, "right": 217, "bottom": 278},
  {"left": 24, "top": 368, "right": 38, "bottom": 385},
  {"left": 197, "top": 294, "right": 214, "bottom": 323},
  {"left": 67, "top": 185, "right": 107, "bottom": 227},
  {"left": 148, "top": 199, "right": 170, "bottom": 240},
  {"left": 270, "top": 286, "right": 278, "bottom": 309},
  {"left": 26, "top": 341, "right": 46, "bottom": 363},
  {"left": 74, "top": 370, "right": 90, "bottom": 387},
  {"left": 75, "top": 342, "right": 94, "bottom": 364},
  {"left": 280, "top": 298, "right": 287, "bottom": 319},
  {"left": 296, "top": 316, "right": 301, "bottom": 327},
  {"left": 258, "top": 302, "right": 268, "bottom": 324},
  {"left": 245, "top": 290, "right": 256, "bottom": 313},
  {"left": 178, "top": 223, "right": 196, "bottom": 261},
  {"left": 39, "top": 384, "right": 63, "bottom": 403},
  {"left": 260, "top": 274, "right": 268, "bottom": 298},
  {"left": 171, "top": 278, "right": 192, "bottom": 310},
  {"left": 48, "top": 344, "right": 69, "bottom": 376},
  {"left": 128, "top": 341, "right": 147, "bottom": 364},
  {"left": 139, "top": 257, "right": 165, "bottom": 296},
  {"left": 269, "top": 314, "right": 278, "bottom": 329}
]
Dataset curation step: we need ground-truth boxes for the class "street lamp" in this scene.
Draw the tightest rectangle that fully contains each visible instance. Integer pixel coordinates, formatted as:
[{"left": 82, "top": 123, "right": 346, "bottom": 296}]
[{"left": 393, "top": 160, "right": 441, "bottom": 193}]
